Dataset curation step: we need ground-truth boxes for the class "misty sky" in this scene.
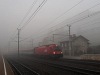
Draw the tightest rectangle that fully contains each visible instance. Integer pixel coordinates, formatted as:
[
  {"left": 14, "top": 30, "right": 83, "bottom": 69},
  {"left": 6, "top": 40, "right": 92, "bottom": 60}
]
[{"left": 0, "top": 0, "right": 100, "bottom": 52}]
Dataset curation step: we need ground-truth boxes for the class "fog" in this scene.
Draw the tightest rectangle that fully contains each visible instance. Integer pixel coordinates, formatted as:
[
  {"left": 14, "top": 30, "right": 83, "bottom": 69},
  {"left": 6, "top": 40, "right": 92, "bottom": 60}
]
[{"left": 0, "top": 0, "right": 100, "bottom": 53}]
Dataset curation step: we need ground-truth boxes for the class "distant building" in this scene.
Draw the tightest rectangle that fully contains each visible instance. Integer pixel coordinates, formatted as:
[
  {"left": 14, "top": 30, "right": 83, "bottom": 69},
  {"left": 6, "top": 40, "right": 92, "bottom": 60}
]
[{"left": 60, "top": 35, "right": 89, "bottom": 56}]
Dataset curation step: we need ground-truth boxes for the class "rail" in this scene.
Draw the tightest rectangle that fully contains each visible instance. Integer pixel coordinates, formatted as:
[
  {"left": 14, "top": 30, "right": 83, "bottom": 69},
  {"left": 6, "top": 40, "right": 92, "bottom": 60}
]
[
  {"left": 7, "top": 59, "right": 40, "bottom": 75},
  {"left": 29, "top": 58, "right": 100, "bottom": 75}
]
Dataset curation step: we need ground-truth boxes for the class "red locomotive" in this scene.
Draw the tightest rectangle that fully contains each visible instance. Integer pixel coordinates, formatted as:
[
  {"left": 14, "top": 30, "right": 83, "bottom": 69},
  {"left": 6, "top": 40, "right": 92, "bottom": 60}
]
[{"left": 34, "top": 44, "right": 63, "bottom": 58}]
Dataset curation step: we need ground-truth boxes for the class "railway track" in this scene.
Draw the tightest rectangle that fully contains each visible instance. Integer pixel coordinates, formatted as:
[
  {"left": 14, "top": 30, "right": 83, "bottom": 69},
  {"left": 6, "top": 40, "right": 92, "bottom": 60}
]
[
  {"left": 7, "top": 59, "right": 40, "bottom": 75},
  {"left": 21, "top": 55, "right": 100, "bottom": 69},
  {"left": 6, "top": 55, "right": 100, "bottom": 75},
  {"left": 23, "top": 57, "right": 100, "bottom": 75},
  {"left": 19, "top": 55, "right": 100, "bottom": 75},
  {"left": 57, "top": 58, "right": 100, "bottom": 65},
  {"left": 27, "top": 55, "right": 100, "bottom": 71}
]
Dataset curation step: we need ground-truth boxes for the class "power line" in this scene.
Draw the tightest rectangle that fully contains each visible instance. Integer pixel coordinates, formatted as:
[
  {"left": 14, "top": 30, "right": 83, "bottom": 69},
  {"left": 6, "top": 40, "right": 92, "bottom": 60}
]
[
  {"left": 20, "top": 0, "right": 47, "bottom": 30},
  {"left": 41, "top": 10, "right": 100, "bottom": 35},
  {"left": 40, "top": 0, "right": 84, "bottom": 29},
  {"left": 18, "top": 0, "right": 38, "bottom": 28},
  {"left": 27, "top": 0, "right": 100, "bottom": 37},
  {"left": 78, "top": 26, "right": 100, "bottom": 34},
  {"left": 19, "top": 25, "right": 67, "bottom": 42},
  {"left": 21, "top": 2, "right": 100, "bottom": 41},
  {"left": 53, "top": 17, "right": 100, "bottom": 36},
  {"left": 48, "top": 7, "right": 100, "bottom": 32},
  {"left": 16, "top": 1, "right": 100, "bottom": 42},
  {"left": 10, "top": 0, "right": 47, "bottom": 42},
  {"left": 77, "top": 19, "right": 100, "bottom": 29},
  {"left": 18, "top": 0, "right": 84, "bottom": 41},
  {"left": 13, "top": 0, "right": 47, "bottom": 43},
  {"left": 45, "top": 1, "right": 100, "bottom": 28},
  {"left": 10, "top": 0, "right": 38, "bottom": 41},
  {"left": 19, "top": 10, "right": 100, "bottom": 42},
  {"left": 56, "top": 20, "right": 100, "bottom": 38},
  {"left": 49, "top": 2, "right": 100, "bottom": 29},
  {"left": 10, "top": 30, "right": 18, "bottom": 41},
  {"left": 22, "top": 0, "right": 83, "bottom": 38},
  {"left": 10, "top": 0, "right": 100, "bottom": 43}
]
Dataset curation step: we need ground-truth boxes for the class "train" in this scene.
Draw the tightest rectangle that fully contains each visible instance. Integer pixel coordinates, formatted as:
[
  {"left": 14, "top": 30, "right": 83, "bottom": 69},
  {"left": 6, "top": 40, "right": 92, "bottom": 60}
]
[{"left": 34, "top": 44, "right": 63, "bottom": 58}]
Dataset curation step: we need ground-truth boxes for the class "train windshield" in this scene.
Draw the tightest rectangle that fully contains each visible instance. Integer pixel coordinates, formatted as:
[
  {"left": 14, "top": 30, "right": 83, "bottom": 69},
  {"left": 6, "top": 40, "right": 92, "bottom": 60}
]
[{"left": 54, "top": 46, "right": 61, "bottom": 51}]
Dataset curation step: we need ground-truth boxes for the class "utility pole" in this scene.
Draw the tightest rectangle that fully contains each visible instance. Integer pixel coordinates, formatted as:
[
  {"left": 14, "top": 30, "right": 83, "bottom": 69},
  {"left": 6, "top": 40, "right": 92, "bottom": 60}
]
[
  {"left": 67, "top": 25, "right": 72, "bottom": 56},
  {"left": 17, "top": 28, "right": 21, "bottom": 57}
]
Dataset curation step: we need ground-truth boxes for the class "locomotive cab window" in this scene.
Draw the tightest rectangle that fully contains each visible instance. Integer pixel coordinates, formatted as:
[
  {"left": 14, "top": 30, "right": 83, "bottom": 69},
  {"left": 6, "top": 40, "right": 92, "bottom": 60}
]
[{"left": 54, "top": 46, "right": 61, "bottom": 51}]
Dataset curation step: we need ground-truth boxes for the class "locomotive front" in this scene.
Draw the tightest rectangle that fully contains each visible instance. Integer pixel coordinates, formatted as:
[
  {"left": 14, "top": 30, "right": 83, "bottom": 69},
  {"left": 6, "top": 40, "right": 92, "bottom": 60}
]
[
  {"left": 34, "top": 44, "right": 63, "bottom": 58},
  {"left": 49, "top": 44, "right": 63, "bottom": 58}
]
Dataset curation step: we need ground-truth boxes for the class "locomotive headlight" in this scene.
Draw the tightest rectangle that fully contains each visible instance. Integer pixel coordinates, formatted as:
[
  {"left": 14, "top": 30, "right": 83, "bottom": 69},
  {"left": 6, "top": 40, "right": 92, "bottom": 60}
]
[
  {"left": 53, "top": 52, "right": 56, "bottom": 54},
  {"left": 61, "top": 52, "right": 63, "bottom": 54}
]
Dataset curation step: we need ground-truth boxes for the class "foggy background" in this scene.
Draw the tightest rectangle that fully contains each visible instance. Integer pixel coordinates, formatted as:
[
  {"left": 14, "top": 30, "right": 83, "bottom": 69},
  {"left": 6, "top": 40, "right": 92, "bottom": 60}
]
[{"left": 0, "top": 0, "right": 100, "bottom": 53}]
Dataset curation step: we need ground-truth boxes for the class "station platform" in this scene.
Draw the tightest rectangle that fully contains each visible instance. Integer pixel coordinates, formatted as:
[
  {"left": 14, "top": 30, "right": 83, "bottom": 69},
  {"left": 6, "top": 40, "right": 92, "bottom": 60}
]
[
  {"left": 63, "top": 55, "right": 81, "bottom": 59},
  {"left": 0, "top": 55, "right": 14, "bottom": 75}
]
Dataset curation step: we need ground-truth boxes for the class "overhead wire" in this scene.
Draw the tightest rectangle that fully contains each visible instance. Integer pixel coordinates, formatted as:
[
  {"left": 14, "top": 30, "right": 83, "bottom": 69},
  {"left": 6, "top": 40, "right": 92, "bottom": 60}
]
[
  {"left": 18, "top": 0, "right": 47, "bottom": 42},
  {"left": 55, "top": 20, "right": 100, "bottom": 42},
  {"left": 10, "top": 0, "right": 47, "bottom": 42},
  {"left": 17, "top": 0, "right": 100, "bottom": 48},
  {"left": 39, "top": 1, "right": 100, "bottom": 30},
  {"left": 19, "top": 0, "right": 84, "bottom": 41},
  {"left": 18, "top": 19, "right": 100, "bottom": 47},
  {"left": 10, "top": 0, "right": 38, "bottom": 41},
  {"left": 43, "top": 21, "right": 100, "bottom": 43},
  {"left": 11, "top": 0, "right": 47, "bottom": 42},
  {"left": 78, "top": 26, "right": 100, "bottom": 34},
  {"left": 48, "top": 1, "right": 100, "bottom": 29},
  {"left": 76, "top": 17, "right": 100, "bottom": 29},
  {"left": 20, "top": 7, "right": 100, "bottom": 42},
  {"left": 11, "top": 0, "right": 100, "bottom": 43},
  {"left": 38, "top": 0, "right": 84, "bottom": 30},
  {"left": 41, "top": 2, "right": 100, "bottom": 31},
  {"left": 25, "top": 0, "right": 84, "bottom": 36},
  {"left": 76, "top": 20, "right": 100, "bottom": 33},
  {"left": 37, "top": 8, "right": 100, "bottom": 39},
  {"left": 20, "top": 0, "right": 47, "bottom": 30},
  {"left": 17, "top": 0, "right": 38, "bottom": 28}
]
